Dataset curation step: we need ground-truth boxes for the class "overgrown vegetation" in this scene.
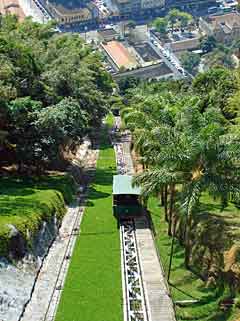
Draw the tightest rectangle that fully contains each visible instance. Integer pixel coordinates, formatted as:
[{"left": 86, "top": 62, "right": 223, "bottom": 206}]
[
  {"left": 149, "top": 197, "right": 240, "bottom": 321},
  {"left": 0, "top": 174, "right": 75, "bottom": 257},
  {"left": 55, "top": 125, "right": 122, "bottom": 321}
]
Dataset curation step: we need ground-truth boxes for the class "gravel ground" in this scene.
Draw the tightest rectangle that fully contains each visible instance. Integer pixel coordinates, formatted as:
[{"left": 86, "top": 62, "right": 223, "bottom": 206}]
[
  {"left": 0, "top": 218, "right": 58, "bottom": 321},
  {"left": 0, "top": 259, "right": 35, "bottom": 321}
]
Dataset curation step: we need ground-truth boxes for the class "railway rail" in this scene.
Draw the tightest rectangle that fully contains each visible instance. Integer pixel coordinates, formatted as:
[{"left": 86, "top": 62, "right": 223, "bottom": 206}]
[
  {"left": 120, "top": 220, "right": 149, "bottom": 321},
  {"left": 113, "top": 117, "right": 149, "bottom": 321},
  {"left": 43, "top": 201, "right": 85, "bottom": 321}
]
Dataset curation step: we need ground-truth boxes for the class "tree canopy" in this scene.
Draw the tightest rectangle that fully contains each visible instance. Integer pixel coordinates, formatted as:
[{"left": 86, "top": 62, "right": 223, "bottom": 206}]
[
  {"left": 152, "top": 9, "right": 193, "bottom": 34},
  {"left": 180, "top": 52, "right": 200, "bottom": 75},
  {"left": 0, "top": 15, "right": 114, "bottom": 172}
]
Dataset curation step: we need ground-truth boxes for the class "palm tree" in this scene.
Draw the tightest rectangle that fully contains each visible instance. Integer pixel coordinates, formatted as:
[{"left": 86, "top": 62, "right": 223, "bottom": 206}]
[
  {"left": 133, "top": 167, "right": 182, "bottom": 236},
  {"left": 137, "top": 101, "right": 240, "bottom": 267},
  {"left": 181, "top": 132, "right": 240, "bottom": 267}
]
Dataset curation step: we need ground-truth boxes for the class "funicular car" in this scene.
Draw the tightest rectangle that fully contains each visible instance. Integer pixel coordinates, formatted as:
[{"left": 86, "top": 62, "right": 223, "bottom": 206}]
[{"left": 113, "top": 175, "right": 144, "bottom": 223}]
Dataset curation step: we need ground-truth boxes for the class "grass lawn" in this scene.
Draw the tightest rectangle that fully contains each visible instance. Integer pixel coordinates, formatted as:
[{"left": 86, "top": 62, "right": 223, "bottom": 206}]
[
  {"left": 0, "top": 174, "right": 75, "bottom": 257},
  {"left": 55, "top": 124, "right": 122, "bottom": 321},
  {"left": 148, "top": 197, "right": 240, "bottom": 321}
]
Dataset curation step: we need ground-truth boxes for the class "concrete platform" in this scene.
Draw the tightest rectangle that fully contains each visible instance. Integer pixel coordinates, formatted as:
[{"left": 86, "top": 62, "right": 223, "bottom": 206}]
[{"left": 135, "top": 217, "right": 176, "bottom": 321}]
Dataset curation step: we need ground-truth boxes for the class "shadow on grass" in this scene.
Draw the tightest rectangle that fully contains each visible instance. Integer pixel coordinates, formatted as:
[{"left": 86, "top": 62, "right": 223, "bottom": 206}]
[
  {"left": 94, "top": 168, "right": 115, "bottom": 186},
  {"left": 0, "top": 199, "right": 51, "bottom": 217},
  {"left": 87, "top": 186, "right": 110, "bottom": 200},
  {"left": 170, "top": 283, "right": 198, "bottom": 300},
  {"left": 207, "top": 308, "right": 233, "bottom": 321},
  {"left": 80, "top": 231, "right": 117, "bottom": 236},
  {"left": 0, "top": 175, "right": 74, "bottom": 203}
]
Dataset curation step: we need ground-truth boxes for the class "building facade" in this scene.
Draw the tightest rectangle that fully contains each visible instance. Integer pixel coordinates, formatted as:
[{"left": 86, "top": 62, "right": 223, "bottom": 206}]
[
  {"left": 199, "top": 13, "right": 240, "bottom": 43},
  {"left": 165, "top": 0, "right": 217, "bottom": 11},
  {"left": 46, "top": 0, "right": 99, "bottom": 25},
  {"left": 141, "top": 0, "right": 165, "bottom": 9},
  {"left": 115, "top": 0, "right": 165, "bottom": 17}
]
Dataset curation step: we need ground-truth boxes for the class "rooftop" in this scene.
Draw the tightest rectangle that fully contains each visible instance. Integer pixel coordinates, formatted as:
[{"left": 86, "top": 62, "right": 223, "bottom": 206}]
[
  {"left": 49, "top": 2, "right": 91, "bottom": 18},
  {"left": 208, "top": 12, "right": 240, "bottom": 30},
  {"left": 98, "top": 28, "right": 118, "bottom": 37},
  {"left": 169, "top": 37, "right": 200, "bottom": 52},
  {"left": 102, "top": 40, "right": 137, "bottom": 69}
]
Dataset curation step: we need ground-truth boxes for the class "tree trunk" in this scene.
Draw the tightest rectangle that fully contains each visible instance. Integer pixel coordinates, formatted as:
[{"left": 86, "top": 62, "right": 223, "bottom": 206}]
[
  {"left": 185, "top": 213, "right": 192, "bottom": 268},
  {"left": 167, "top": 218, "right": 176, "bottom": 282},
  {"left": 17, "top": 160, "right": 23, "bottom": 174},
  {"left": 168, "top": 184, "right": 175, "bottom": 237},
  {"left": 160, "top": 187, "right": 164, "bottom": 207},
  {"left": 164, "top": 185, "right": 168, "bottom": 222}
]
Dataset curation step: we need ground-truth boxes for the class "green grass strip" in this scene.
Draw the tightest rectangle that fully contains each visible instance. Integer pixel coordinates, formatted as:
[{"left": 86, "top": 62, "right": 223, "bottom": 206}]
[
  {"left": 148, "top": 197, "right": 240, "bottom": 321},
  {"left": 55, "top": 126, "right": 122, "bottom": 321}
]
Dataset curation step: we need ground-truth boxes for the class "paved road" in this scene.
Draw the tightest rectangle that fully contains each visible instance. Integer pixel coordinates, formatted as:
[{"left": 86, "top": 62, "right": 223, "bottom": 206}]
[
  {"left": 148, "top": 34, "right": 185, "bottom": 79},
  {"left": 18, "top": 0, "right": 51, "bottom": 23}
]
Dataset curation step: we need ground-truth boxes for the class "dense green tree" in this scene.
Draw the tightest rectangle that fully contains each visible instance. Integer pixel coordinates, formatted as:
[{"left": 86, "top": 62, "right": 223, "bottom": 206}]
[
  {"left": 7, "top": 97, "right": 42, "bottom": 170},
  {"left": 167, "top": 9, "right": 192, "bottom": 31},
  {"left": 35, "top": 98, "right": 88, "bottom": 147},
  {"left": 153, "top": 17, "right": 168, "bottom": 35},
  {"left": 204, "top": 47, "right": 235, "bottom": 70},
  {"left": 0, "top": 15, "right": 113, "bottom": 172},
  {"left": 178, "top": 12, "right": 193, "bottom": 29},
  {"left": 180, "top": 52, "right": 200, "bottom": 75},
  {"left": 200, "top": 35, "right": 217, "bottom": 53},
  {"left": 167, "top": 9, "right": 181, "bottom": 32},
  {"left": 192, "top": 67, "right": 237, "bottom": 117},
  {"left": 118, "top": 76, "right": 141, "bottom": 94}
]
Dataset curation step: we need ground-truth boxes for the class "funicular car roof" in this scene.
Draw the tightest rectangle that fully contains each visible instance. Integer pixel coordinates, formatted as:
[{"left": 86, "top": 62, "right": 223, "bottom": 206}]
[{"left": 113, "top": 175, "right": 141, "bottom": 195}]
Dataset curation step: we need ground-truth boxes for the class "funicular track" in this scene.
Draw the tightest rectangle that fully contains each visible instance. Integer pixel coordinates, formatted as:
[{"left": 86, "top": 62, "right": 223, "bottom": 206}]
[
  {"left": 120, "top": 220, "right": 149, "bottom": 321},
  {"left": 113, "top": 117, "right": 149, "bottom": 321}
]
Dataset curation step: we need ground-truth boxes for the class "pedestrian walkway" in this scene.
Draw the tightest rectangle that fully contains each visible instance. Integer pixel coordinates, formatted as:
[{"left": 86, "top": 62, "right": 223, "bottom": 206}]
[
  {"left": 135, "top": 217, "right": 176, "bottom": 321},
  {"left": 20, "top": 203, "right": 85, "bottom": 321}
]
